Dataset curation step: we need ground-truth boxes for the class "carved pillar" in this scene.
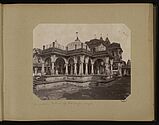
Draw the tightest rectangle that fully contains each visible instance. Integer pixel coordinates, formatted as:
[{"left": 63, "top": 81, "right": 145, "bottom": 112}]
[
  {"left": 91, "top": 59, "right": 94, "bottom": 75},
  {"left": 85, "top": 63, "right": 88, "bottom": 75},
  {"left": 41, "top": 59, "right": 45, "bottom": 75},
  {"left": 65, "top": 63, "right": 68, "bottom": 75},
  {"left": 110, "top": 59, "right": 113, "bottom": 78},
  {"left": 51, "top": 55, "right": 57, "bottom": 75},
  {"left": 70, "top": 65, "right": 74, "bottom": 75},
  {"left": 126, "top": 69, "right": 130, "bottom": 76},
  {"left": 74, "top": 63, "right": 77, "bottom": 75},
  {"left": 105, "top": 64, "right": 109, "bottom": 75},
  {"left": 118, "top": 63, "right": 122, "bottom": 77},
  {"left": 74, "top": 57, "right": 77, "bottom": 75},
  {"left": 79, "top": 63, "right": 81, "bottom": 75},
  {"left": 97, "top": 68, "right": 100, "bottom": 74},
  {"left": 81, "top": 62, "right": 84, "bottom": 75},
  {"left": 124, "top": 69, "right": 126, "bottom": 76},
  {"left": 105, "top": 57, "right": 110, "bottom": 76},
  {"left": 51, "top": 62, "right": 55, "bottom": 74},
  {"left": 80, "top": 55, "right": 84, "bottom": 75},
  {"left": 55, "top": 68, "right": 58, "bottom": 75},
  {"left": 85, "top": 57, "right": 89, "bottom": 75},
  {"left": 101, "top": 62, "right": 104, "bottom": 74},
  {"left": 35, "top": 67, "right": 38, "bottom": 75}
]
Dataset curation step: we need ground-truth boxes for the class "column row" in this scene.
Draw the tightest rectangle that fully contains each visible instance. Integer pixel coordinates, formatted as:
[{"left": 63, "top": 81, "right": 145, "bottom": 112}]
[{"left": 40, "top": 55, "right": 114, "bottom": 76}]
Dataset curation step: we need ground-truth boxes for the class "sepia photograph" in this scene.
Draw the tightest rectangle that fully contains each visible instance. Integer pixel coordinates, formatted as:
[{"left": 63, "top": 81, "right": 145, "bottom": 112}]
[
  {"left": 33, "top": 24, "right": 131, "bottom": 100},
  {"left": 1, "top": 4, "right": 154, "bottom": 121}
]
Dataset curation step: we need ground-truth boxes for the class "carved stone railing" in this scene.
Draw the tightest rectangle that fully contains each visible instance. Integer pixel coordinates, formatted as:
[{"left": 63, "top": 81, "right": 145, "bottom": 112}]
[
  {"left": 42, "top": 41, "right": 110, "bottom": 58},
  {"left": 54, "top": 42, "right": 66, "bottom": 50},
  {"left": 92, "top": 51, "right": 108, "bottom": 57},
  {"left": 66, "top": 48, "right": 92, "bottom": 56}
]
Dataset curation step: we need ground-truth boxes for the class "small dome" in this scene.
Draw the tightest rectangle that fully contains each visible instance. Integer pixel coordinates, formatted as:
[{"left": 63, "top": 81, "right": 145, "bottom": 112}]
[
  {"left": 67, "top": 32, "right": 82, "bottom": 50},
  {"left": 66, "top": 38, "right": 82, "bottom": 51},
  {"left": 66, "top": 32, "right": 90, "bottom": 51}
]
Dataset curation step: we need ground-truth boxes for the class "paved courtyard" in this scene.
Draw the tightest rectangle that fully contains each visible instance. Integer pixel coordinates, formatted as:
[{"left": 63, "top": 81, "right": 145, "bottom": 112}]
[{"left": 34, "top": 77, "right": 130, "bottom": 100}]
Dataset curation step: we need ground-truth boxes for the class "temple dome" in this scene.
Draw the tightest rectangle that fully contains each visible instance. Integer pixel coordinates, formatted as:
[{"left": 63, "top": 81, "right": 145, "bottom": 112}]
[
  {"left": 66, "top": 32, "right": 90, "bottom": 51},
  {"left": 67, "top": 32, "right": 83, "bottom": 50},
  {"left": 66, "top": 36, "right": 81, "bottom": 47},
  {"left": 66, "top": 37, "right": 83, "bottom": 50}
]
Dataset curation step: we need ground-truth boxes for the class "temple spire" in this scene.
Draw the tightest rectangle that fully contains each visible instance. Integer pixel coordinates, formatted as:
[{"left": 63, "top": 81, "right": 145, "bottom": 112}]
[
  {"left": 105, "top": 33, "right": 110, "bottom": 44},
  {"left": 100, "top": 33, "right": 103, "bottom": 40},
  {"left": 75, "top": 32, "right": 80, "bottom": 41}
]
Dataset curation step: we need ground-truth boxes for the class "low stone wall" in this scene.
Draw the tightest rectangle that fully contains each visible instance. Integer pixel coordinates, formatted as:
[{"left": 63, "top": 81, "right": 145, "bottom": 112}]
[
  {"left": 35, "top": 81, "right": 90, "bottom": 91},
  {"left": 45, "top": 75, "right": 93, "bottom": 82},
  {"left": 46, "top": 75, "right": 67, "bottom": 82},
  {"left": 34, "top": 75, "right": 113, "bottom": 91},
  {"left": 35, "top": 81, "right": 66, "bottom": 91},
  {"left": 67, "top": 75, "right": 93, "bottom": 82},
  {"left": 67, "top": 81, "right": 90, "bottom": 87}
]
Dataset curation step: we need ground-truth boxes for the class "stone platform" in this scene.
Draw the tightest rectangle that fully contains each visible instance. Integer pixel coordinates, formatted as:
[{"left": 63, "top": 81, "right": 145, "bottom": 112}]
[{"left": 33, "top": 75, "right": 114, "bottom": 91}]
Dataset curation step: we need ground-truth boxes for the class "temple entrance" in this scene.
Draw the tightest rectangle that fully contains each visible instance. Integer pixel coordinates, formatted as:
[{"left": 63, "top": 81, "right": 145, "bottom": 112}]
[
  {"left": 45, "top": 57, "right": 52, "bottom": 75},
  {"left": 76, "top": 56, "right": 80, "bottom": 75},
  {"left": 83, "top": 60, "right": 86, "bottom": 75},
  {"left": 68, "top": 58, "right": 74, "bottom": 75},
  {"left": 88, "top": 59, "right": 92, "bottom": 74},
  {"left": 94, "top": 59, "right": 105, "bottom": 74},
  {"left": 55, "top": 57, "right": 65, "bottom": 75}
]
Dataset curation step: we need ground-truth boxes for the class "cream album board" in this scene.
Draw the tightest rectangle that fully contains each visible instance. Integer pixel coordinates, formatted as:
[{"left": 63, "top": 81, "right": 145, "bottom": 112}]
[{"left": 0, "top": 4, "right": 155, "bottom": 121}]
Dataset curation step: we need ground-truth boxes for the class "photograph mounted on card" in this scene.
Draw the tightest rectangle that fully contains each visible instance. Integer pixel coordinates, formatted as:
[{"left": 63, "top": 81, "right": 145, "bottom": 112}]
[
  {"left": 2, "top": 4, "right": 154, "bottom": 121},
  {"left": 33, "top": 24, "right": 131, "bottom": 100}
]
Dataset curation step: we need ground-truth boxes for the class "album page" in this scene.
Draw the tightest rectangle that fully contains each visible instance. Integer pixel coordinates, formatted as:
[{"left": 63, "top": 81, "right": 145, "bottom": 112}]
[{"left": 3, "top": 4, "right": 154, "bottom": 121}]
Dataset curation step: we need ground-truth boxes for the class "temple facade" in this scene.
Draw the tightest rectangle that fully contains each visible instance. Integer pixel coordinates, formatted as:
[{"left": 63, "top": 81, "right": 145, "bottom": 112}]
[{"left": 33, "top": 33, "right": 131, "bottom": 78}]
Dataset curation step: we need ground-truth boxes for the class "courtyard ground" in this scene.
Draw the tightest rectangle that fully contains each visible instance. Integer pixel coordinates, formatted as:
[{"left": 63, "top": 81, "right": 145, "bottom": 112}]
[{"left": 34, "top": 77, "right": 130, "bottom": 100}]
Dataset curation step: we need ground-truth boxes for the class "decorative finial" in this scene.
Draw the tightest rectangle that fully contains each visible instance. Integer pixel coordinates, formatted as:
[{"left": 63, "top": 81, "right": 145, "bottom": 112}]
[
  {"left": 76, "top": 32, "right": 78, "bottom": 37},
  {"left": 105, "top": 34, "right": 110, "bottom": 44},
  {"left": 75, "top": 32, "right": 80, "bottom": 41},
  {"left": 100, "top": 33, "right": 103, "bottom": 40}
]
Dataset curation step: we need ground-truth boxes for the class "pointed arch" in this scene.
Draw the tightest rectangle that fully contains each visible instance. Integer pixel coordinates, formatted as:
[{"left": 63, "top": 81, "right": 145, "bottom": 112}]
[
  {"left": 94, "top": 59, "right": 105, "bottom": 74},
  {"left": 45, "top": 57, "right": 52, "bottom": 75},
  {"left": 68, "top": 57, "right": 74, "bottom": 75},
  {"left": 54, "top": 57, "right": 66, "bottom": 75}
]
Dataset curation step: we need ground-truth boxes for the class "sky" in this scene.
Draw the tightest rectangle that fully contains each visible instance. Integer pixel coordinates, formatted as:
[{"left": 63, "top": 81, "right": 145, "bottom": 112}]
[{"left": 33, "top": 24, "right": 131, "bottom": 62}]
